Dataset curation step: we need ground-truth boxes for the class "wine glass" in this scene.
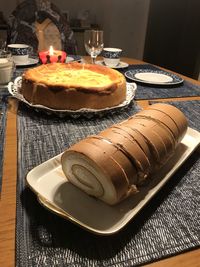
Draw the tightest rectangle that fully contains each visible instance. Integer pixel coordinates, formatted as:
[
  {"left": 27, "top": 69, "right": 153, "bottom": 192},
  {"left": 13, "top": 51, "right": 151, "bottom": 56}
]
[{"left": 84, "top": 30, "right": 104, "bottom": 64}]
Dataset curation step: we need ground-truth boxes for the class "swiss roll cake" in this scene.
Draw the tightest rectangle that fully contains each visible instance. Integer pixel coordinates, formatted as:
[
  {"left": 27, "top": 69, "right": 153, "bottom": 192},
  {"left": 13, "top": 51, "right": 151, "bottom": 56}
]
[{"left": 61, "top": 103, "right": 188, "bottom": 205}]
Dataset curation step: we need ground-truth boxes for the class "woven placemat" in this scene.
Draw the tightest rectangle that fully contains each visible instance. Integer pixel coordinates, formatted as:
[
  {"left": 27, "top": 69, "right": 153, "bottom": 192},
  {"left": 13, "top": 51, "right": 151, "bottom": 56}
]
[
  {"left": 16, "top": 101, "right": 200, "bottom": 266},
  {"left": 120, "top": 64, "right": 200, "bottom": 100},
  {"left": 0, "top": 88, "right": 9, "bottom": 193}
]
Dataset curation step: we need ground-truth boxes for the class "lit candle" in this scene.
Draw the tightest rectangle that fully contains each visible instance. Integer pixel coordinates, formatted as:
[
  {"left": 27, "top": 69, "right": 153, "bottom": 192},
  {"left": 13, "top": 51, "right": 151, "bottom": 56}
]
[{"left": 39, "top": 46, "right": 67, "bottom": 64}]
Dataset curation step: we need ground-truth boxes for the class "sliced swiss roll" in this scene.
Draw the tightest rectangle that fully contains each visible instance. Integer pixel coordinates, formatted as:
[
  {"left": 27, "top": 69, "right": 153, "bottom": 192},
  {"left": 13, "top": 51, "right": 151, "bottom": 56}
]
[
  {"left": 99, "top": 127, "right": 151, "bottom": 183},
  {"left": 147, "top": 103, "right": 188, "bottom": 142},
  {"left": 133, "top": 109, "right": 180, "bottom": 143},
  {"left": 84, "top": 136, "right": 138, "bottom": 186},
  {"left": 125, "top": 117, "right": 176, "bottom": 161},
  {"left": 61, "top": 103, "right": 188, "bottom": 205},
  {"left": 61, "top": 140, "right": 137, "bottom": 205}
]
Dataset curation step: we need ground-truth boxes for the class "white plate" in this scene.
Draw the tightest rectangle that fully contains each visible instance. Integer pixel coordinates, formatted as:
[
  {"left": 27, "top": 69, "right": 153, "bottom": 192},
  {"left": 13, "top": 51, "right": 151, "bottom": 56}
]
[
  {"left": 26, "top": 127, "right": 200, "bottom": 235},
  {"left": 8, "top": 77, "right": 136, "bottom": 118},
  {"left": 96, "top": 60, "right": 129, "bottom": 69},
  {"left": 135, "top": 72, "right": 173, "bottom": 83},
  {"left": 125, "top": 69, "right": 183, "bottom": 85},
  {"left": 65, "top": 55, "right": 82, "bottom": 63},
  {"left": 15, "top": 57, "right": 39, "bottom": 67}
]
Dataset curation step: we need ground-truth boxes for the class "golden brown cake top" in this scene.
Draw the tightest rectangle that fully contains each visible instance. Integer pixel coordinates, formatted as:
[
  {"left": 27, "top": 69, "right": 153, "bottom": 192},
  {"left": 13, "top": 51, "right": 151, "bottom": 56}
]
[{"left": 23, "top": 62, "right": 126, "bottom": 91}]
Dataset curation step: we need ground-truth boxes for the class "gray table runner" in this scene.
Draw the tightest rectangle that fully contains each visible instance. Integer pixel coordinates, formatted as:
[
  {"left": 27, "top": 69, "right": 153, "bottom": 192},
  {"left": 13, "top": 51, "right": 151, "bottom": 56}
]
[
  {"left": 16, "top": 101, "right": 200, "bottom": 266},
  {"left": 120, "top": 64, "right": 200, "bottom": 100},
  {"left": 0, "top": 88, "right": 9, "bottom": 193}
]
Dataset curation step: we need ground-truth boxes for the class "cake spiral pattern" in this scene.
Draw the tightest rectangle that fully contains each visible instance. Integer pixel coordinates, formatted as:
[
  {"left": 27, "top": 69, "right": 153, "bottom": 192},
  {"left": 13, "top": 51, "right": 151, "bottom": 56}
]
[{"left": 61, "top": 103, "right": 188, "bottom": 205}]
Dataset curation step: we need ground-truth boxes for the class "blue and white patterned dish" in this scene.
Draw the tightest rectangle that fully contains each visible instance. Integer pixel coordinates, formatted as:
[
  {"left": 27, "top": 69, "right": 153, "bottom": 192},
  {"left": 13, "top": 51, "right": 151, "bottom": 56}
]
[
  {"left": 8, "top": 77, "right": 136, "bottom": 118},
  {"left": 125, "top": 69, "right": 183, "bottom": 85},
  {"left": 102, "top": 48, "right": 122, "bottom": 59},
  {"left": 7, "top": 44, "right": 31, "bottom": 55}
]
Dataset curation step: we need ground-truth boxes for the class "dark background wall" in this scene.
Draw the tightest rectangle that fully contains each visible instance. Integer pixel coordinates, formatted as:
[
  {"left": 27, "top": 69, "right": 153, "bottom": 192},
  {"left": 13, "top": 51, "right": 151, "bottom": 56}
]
[
  {"left": 1, "top": 0, "right": 150, "bottom": 60},
  {"left": 143, "top": 0, "right": 200, "bottom": 79},
  {"left": 1, "top": 0, "right": 200, "bottom": 79}
]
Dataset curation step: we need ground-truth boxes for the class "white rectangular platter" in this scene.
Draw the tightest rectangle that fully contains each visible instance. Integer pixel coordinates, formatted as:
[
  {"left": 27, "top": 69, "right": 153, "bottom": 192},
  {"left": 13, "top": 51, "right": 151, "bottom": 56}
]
[{"left": 26, "top": 127, "right": 200, "bottom": 235}]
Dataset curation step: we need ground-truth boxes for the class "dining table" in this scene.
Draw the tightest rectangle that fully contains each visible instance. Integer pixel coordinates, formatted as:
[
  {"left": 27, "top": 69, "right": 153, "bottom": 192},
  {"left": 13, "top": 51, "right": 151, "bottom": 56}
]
[{"left": 0, "top": 56, "right": 200, "bottom": 267}]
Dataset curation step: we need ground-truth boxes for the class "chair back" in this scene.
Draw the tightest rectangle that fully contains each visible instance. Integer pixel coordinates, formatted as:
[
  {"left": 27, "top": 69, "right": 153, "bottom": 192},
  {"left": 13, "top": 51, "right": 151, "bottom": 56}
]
[
  {"left": 7, "top": 0, "right": 77, "bottom": 55},
  {"left": 35, "top": 18, "right": 62, "bottom": 51}
]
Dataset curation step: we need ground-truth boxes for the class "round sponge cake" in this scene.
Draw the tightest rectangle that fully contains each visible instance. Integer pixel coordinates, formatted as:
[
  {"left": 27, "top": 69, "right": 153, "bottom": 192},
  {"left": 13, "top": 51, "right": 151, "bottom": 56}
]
[{"left": 20, "top": 62, "right": 127, "bottom": 110}]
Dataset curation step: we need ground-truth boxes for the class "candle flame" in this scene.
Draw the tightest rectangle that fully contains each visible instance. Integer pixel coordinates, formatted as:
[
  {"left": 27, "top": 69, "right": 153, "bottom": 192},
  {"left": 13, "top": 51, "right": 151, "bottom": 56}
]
[{"left": 49, "top": 46, "right": 54, "bottom": 56}]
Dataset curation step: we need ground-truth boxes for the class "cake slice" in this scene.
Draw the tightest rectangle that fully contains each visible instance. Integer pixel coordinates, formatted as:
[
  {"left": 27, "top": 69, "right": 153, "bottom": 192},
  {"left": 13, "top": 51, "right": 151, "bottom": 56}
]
[{"left": 61, "top": 103, "right": 188, "bottom": 205}]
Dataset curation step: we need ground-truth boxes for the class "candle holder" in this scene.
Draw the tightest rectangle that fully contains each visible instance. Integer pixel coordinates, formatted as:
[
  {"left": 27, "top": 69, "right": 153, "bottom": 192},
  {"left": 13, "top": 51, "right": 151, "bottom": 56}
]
[{"left": 39, "top": 49, "right": 67, "bottom": 64}]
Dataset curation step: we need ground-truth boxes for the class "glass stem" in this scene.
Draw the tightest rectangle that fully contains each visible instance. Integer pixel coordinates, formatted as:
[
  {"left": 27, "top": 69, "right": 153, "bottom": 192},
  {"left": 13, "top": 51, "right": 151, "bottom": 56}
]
[{"left": 91, "top": 56, "right": 96, "bottom": 64}]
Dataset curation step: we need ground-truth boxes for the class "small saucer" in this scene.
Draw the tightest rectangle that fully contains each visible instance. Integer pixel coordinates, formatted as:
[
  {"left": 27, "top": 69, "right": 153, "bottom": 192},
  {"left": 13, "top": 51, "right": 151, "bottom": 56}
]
[
  {"left": 15, "top": 57, "right": 39, "bottom": 67},
  {"left": 96, "top": 60, "right": 129, "bottom": 69},
  {"left": 66, "top": 55, "right": 82, "bottom": 63}
]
